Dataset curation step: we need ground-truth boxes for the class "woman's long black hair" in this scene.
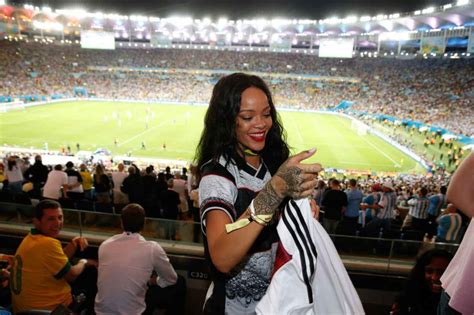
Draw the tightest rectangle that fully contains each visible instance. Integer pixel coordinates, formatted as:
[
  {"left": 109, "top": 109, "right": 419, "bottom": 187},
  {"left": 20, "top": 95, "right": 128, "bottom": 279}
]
[
  {"left": 398, "top": 249, "right": 453, "bottom": 314},
  {"left": 195, "top": 73, "right": 289, "bottom": 176}
]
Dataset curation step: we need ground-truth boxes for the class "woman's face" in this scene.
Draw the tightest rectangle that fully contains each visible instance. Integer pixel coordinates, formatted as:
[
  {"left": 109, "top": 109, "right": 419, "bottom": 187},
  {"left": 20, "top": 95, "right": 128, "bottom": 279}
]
[
  {"left": 235, "top": 87, "right": 273, "bottom": 154},
  {"left": 424, "top": 256, "right": 450, "bottom": 294}
]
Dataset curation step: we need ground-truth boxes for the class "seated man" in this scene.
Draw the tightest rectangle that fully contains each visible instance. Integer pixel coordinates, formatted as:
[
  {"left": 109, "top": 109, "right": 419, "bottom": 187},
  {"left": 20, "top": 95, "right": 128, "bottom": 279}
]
[
  {"left": 95, "top": 203, "right": 185, "bottom": 315},
  {"left": 10, "top": 199, "right": 96, "bottom": 313}
]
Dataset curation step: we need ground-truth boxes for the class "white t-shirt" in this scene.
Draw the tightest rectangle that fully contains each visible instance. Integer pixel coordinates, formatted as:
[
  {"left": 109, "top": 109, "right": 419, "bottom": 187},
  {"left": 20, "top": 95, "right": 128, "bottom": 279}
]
[
  {"left": 95, "top": 232, "right": 177, "bottom": 315},
  {"left": 42, "top": 170, "right": 68, "bottom": 200},
  {"left": 5, "top": 166, "right": 24, "bottom": 183},
  {"left": 111, "top": 172, "right": 128, "bottom": 192},
  {"left": 441, "top": 219, "right": 474, "bottom": 314}
]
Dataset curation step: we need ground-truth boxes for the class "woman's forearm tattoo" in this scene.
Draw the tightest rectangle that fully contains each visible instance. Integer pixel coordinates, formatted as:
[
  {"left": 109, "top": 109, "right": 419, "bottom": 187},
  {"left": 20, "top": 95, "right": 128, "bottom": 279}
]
[
  {"left": 253, "top": 164, "right": 305, "bottom": 215},
  {"left": 254, "top": 180, "right": 283, "bottom": 215}
]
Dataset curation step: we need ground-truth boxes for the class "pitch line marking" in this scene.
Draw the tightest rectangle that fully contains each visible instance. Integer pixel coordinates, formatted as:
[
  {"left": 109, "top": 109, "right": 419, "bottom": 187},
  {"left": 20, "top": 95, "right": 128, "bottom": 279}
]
[
  {"left": 336, "top": 116, "right": 401, "bottom": 167},
  {"left": 118, "top": 119, "right": 173, "bottom": 147}
]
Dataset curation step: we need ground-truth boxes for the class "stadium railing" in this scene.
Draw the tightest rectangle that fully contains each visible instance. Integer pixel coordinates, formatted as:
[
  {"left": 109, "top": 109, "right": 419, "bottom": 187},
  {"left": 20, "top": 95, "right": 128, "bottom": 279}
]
[{"left": 0, "top": 201, "right": 460, "bottom": 276}]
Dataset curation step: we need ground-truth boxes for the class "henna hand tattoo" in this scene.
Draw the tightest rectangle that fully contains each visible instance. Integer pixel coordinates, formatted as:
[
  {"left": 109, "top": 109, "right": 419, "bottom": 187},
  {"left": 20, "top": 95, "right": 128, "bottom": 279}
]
[
  {"left": 253, "top": 179, "right": 283, "bottom": 216},
  {"left": 253, "top": 161, "right": 308, "bottom": 216}
]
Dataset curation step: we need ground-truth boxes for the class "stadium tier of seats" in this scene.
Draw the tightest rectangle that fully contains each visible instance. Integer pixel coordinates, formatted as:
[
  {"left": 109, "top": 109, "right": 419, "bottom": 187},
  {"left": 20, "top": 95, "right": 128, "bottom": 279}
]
[{"left": 1, "top": 40, "right": 473, "bottom": 136}]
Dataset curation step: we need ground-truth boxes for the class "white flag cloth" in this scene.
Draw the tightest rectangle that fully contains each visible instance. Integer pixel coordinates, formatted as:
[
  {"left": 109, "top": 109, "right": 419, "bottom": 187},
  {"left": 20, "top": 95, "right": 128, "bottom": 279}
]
[{"left": 256, "top": 199, "right": 364, "bottom": 315}]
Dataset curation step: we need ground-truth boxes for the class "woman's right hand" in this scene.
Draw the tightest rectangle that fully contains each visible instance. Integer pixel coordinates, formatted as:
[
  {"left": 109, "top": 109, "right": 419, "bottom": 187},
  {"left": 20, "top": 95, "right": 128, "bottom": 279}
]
[{"left": 254, "top": 148, "right": 322, "bottom": 215}]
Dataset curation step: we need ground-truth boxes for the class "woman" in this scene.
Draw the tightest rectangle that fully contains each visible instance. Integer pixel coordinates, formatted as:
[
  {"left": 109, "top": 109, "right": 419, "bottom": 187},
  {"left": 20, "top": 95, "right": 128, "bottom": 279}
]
[
  {"left": 4, "top": 157, "right": 24, "bottom": 194},
  {"left": 195, "top": 73, "right": 321, "bottom": 314},
  {"left": 93, "top": 164, "right": 111, "bottom": 204},
  {"left": 391, "top": 249, "right": 453, "bottom": 315}
]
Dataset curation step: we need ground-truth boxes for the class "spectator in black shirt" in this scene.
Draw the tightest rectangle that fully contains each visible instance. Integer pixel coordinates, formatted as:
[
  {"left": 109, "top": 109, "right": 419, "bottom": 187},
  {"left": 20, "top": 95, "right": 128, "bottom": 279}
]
[
  {"left": 24, "top": 155, "right": 49, "bottom": 198},
  {"left": 160, "top": 179, "right": 180, "bottom": 240},
  {"left": 93, "top": 164, "right": 111, "bottom": 204},
  {"left": 121, "top": 165, "right": 144, "bottom": 206},
  {"left": 143, "top": 166, "right": 158, "bottom": 217},
  {"left": 321, "top": 179, "right": 348, "bottom": 235}
]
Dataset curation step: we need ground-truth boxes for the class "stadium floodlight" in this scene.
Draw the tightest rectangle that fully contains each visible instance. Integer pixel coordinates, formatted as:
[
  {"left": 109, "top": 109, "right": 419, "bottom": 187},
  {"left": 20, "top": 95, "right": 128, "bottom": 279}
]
[
  {"left": 414, "top": 10, "right": 421, "bottom": 15},
  {"left": 91, "top": 12, "right": 104, "bottom": 19},
  {"left": 217, "top": 17, "right": 228, "bottom": 25},
  {"left": 422, "top": 7, "right": 435, "bottom": 14},
  {"left": 41, "top": 6, "right": 52, "bottom": 13},
  {"left": 342, "top": 16, "right": 358, "bottom": 24},
  {"left": 379, "top": 31, "right": 410, "bottom": 41},
  {"left": 360, "top": 16, "right": 371, "bottom": 22},
  {"left": 390, "top": 13, "right": 400, "bottom": 19},
  {"left": 457, "top": 0, "right": 469, "bottom": 5},
  {"left": 55, "top": 8, "right": 88, "bottom": 18},
  {"left": 321, "top": 17, "right": 340, "bottom": 25},
  {"left": 33, "top": 20, "right": 64, "bottom": 31},
  {"left": 443, "top": 3, "right": 453, "bottom": 9},
  {"left": 130, "top": 15, "right": 148, "bottom": 22}
]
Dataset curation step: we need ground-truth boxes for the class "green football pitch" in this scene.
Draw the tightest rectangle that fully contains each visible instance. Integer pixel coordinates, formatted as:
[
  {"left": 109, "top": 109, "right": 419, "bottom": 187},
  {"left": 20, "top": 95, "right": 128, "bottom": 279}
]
[{"left": 0, "top": 101, "right": 426, "bottom": 174}]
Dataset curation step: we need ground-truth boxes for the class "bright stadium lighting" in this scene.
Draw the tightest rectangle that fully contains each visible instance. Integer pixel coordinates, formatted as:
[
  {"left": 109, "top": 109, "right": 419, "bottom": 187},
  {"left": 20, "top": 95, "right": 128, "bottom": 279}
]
[
  {"left": 166, "top": 16, "right": 192, "bottom": 27},
  {"left": 130, "top": 15, "right": 148, "bottom": 21},
  {"left": 217, "top": 17, "right": 228, "bottom": 25},
  {"left": 414, "top": 10, "right": 421, "bottom": 15},
  {"left": 342, "top": 16, "right": 358, "bottom": 24},
  {"left": 322, "top": 17, "right": 340, "bottom": 25},
  {"left": 55, "top": 8, "right": 87, "bottom": 18},
  {"left": 422, "top": 7, "right": 435, "bottom": 14},
  {"left": 456, "top": 0, "right": 469, "bottom": 5},
  {"left": 360, "top": 16, "right": 371, "bottom": 22},
  {"left": 379, "top": 31, "right": 410, "bottom": 41},
  {"left": 92, "top": 12, "right": 104, "bottom": 19},
  {"left": 443, "top": 3, "right": 453, "bottom": 9},
  {"left": 42, "top": 6, "right": 52, "bottom": 13}
]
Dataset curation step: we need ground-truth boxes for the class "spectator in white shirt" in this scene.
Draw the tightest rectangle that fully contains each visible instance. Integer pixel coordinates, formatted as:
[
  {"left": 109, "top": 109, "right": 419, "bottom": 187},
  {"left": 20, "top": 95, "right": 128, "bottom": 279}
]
[{"left": 95, "top": 203, "right": 185, "bottom": 315}]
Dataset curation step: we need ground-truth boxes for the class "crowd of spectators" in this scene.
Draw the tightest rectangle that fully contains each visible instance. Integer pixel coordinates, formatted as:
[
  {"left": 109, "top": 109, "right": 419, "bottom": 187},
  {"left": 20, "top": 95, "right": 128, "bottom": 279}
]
[
  {"left": 1, "top": 40, "right": 473, "bottom": 136},
  {"left": 0, "top": 151, "right": 468, "bottom": 246}
]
